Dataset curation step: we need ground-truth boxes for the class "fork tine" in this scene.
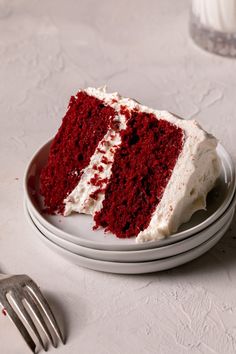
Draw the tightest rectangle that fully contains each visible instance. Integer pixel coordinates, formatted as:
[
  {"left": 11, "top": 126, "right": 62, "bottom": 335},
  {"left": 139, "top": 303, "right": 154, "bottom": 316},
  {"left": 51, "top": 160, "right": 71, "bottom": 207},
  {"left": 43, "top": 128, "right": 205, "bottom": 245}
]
[
  {"left": 26, "top": 281, "right": 65, "bottom": 344},
  {"left": 23, "top": 288, "right": 57, "bottom": 348},
  {"left": 9, "top": 291, "right": 47, "bottom": 351},
  {"left": 0, "top": 298, "right": 36, "bottom": 353}
]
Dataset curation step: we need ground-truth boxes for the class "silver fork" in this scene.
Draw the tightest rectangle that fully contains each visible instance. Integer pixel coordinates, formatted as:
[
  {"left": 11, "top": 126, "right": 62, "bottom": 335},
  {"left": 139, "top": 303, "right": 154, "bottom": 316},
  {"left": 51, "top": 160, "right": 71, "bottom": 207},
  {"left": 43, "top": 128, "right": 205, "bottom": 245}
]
[{"left": 0, "top": 273, "right": 65, "bottom": 352}]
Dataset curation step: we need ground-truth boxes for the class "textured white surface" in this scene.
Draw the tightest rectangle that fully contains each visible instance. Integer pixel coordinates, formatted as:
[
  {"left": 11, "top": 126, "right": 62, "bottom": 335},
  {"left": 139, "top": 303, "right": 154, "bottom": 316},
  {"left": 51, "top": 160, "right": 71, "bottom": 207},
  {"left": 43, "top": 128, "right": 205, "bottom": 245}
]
[{"left": 1, "top": 0, "right": 236, "bottom": 353}]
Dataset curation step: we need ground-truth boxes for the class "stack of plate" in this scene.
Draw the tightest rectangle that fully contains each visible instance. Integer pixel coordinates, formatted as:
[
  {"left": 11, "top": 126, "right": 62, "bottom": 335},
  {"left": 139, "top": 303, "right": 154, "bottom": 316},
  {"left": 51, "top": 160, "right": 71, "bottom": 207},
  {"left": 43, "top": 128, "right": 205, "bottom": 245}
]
[{"left": 24, "top": 140, "right": 236, "bottom": 274}]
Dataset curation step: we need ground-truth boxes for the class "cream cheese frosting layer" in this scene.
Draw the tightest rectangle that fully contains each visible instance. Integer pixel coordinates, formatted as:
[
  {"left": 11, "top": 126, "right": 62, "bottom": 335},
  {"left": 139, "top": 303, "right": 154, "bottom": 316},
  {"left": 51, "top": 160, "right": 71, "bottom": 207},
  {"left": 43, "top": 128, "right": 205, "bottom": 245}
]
[{"left": 63, "top": 87, "right": 220, "bottom": 243}]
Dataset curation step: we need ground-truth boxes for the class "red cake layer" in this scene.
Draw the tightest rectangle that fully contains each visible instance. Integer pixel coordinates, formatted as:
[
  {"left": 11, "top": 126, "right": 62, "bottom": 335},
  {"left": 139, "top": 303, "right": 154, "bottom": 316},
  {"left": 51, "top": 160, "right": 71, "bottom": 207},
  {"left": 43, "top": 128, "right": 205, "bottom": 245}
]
[
  {"left": 94, "top": 110, "right": 184, "bottom": 238},
  {"left": 40, "top": 92, "right": 116, "bottom": 213}
]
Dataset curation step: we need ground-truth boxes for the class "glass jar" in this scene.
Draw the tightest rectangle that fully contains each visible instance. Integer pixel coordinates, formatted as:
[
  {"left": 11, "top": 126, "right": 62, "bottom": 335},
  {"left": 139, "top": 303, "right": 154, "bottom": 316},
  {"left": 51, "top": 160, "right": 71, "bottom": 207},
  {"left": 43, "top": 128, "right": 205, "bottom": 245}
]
[{"left": 190, "top": 0, "right": 236, "bottom": 57}]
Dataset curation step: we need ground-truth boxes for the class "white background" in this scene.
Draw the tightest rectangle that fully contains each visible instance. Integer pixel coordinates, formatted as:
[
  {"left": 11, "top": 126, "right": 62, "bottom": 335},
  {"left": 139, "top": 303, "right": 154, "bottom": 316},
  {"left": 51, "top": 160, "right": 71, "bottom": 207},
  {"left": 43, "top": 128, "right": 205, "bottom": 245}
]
[{"left": 1, "top": 0, "right": 236, "bottom": 353}]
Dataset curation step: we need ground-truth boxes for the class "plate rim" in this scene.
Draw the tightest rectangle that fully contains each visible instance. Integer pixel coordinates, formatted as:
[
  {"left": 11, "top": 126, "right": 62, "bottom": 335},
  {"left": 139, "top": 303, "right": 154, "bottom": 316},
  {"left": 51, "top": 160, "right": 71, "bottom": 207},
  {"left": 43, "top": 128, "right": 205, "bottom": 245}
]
[
  {"left": 26, "top": 198, "right": 235, "bottom": 262},
  {"left": 24, "top": 139, "right": 236, "bottom": 251},
  {"left": 24, "top": 201, "right": 234, "bottom": 274}
]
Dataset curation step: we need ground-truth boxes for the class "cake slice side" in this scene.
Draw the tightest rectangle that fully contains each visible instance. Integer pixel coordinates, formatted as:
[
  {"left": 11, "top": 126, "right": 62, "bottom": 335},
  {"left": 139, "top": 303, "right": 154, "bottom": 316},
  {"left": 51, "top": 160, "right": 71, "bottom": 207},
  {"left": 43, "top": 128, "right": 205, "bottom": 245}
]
[
  {"left": 90, "top": 92, "right": 220, "bottom": 242},
  {"left": 41, "top": 87, "right": 220, "bottom": 243}
]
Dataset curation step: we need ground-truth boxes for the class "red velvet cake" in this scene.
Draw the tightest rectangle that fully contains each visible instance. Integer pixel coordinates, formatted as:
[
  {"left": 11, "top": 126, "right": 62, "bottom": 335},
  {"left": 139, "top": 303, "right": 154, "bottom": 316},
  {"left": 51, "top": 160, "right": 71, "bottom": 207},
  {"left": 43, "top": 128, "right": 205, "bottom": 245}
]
[{"left": 40, "top": 87, "right": 219, "bottom": 243}]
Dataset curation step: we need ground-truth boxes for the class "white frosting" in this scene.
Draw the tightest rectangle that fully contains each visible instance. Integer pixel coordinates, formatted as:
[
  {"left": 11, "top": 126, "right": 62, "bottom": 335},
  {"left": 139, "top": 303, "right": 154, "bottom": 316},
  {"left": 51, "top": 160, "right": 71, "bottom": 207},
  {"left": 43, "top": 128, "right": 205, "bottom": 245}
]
[
  {"left": 192, "top": 0, "right": 236, "bottom": 33},
  {"left": 63, "top": 87, "right": 220, "bottom": 243}
]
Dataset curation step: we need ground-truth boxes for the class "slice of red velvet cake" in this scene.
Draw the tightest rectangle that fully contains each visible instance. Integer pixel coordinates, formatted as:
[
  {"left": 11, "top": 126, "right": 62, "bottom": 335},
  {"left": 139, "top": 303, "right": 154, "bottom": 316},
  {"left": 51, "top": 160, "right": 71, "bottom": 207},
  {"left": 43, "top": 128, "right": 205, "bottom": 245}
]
[{"left": 40, "top": 87, "right": 220, "bottom": 242}]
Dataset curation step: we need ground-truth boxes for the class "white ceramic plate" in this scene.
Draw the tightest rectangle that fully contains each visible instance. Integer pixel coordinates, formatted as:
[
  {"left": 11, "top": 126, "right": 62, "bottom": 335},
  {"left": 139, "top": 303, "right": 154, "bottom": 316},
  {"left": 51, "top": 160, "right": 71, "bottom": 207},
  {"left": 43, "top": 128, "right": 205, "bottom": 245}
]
[
  {"left": 24, "top": 139, "right": 236, "bottom": 251},
  {"left": 26, "top": 198, "right": 235, "bottom": 262},
  {"left": 24, "top": 203, "right": 234, "bottom": 274}
]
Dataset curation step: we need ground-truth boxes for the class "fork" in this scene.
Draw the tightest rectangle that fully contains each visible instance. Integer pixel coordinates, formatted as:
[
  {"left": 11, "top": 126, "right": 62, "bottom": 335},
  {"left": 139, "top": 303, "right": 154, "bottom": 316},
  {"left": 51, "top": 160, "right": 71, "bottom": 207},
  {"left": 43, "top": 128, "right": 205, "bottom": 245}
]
[{"left": 0, "top": 273, "right": 65, "bottom": 352}]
